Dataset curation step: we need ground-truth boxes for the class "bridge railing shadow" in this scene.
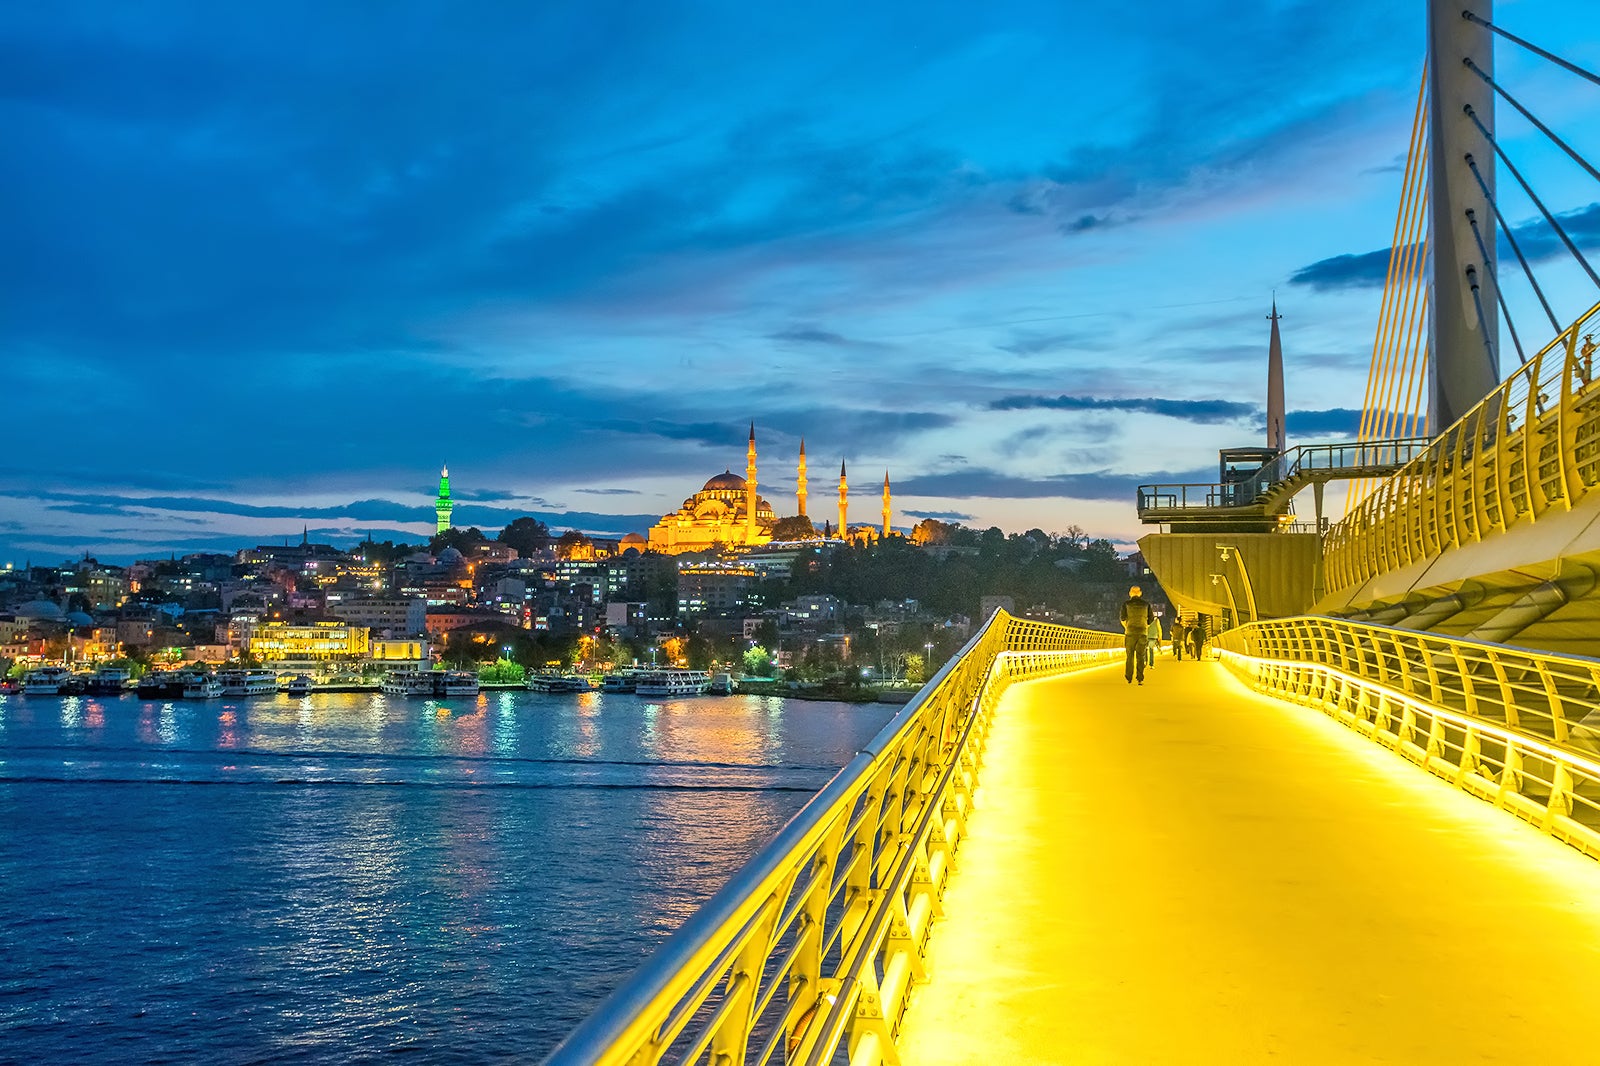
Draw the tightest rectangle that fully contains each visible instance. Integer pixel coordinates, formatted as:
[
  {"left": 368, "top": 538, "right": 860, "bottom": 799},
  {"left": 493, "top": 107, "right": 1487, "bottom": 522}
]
[
  {"left": 542, "top": 610, "right": 1120, "bottom": 1066},
  {"left": 1215, "top": 616, "right": 1600, "bottom": 862}
]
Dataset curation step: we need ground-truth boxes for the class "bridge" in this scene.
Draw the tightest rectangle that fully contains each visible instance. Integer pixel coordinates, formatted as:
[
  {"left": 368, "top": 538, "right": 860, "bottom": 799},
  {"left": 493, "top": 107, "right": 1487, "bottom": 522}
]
[{"left": 540, "top": 2, "right": 1600, "bottom": 1062}]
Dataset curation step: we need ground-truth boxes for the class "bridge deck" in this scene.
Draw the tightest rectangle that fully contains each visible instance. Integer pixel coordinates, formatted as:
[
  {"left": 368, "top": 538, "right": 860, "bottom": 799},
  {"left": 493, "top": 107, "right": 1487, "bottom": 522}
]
[{"left": 896, "top": 659, "right": 1600, "bottom": 1064}]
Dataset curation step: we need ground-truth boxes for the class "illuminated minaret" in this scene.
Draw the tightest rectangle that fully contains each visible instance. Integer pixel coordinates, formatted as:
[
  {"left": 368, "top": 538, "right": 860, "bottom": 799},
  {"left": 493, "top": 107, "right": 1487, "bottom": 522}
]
[
  {"left": 745, "top": 423, "right": 758, "bottom": 543},
  {"left": 837, "top": 460, "right": 848, "bottom": 540},
  {"left": 796, "top": 438, "right": 808, "bottom": 518},
  {"left": 435, "top": 464, "right": 453, "bottom": 533},
  {"left": 882, "top": 471, "right": 892, "bottom": 538}
]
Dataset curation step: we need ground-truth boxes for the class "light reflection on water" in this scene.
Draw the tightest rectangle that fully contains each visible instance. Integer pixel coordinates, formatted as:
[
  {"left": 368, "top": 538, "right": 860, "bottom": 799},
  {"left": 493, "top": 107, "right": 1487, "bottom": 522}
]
[{"left": 0, "top": 689, "right": 891, "bottom": 1061}]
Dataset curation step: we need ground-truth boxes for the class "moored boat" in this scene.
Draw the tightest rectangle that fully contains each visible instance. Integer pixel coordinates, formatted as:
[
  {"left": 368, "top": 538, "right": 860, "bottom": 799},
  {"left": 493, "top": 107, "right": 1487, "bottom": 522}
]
[
  {"left": 527, "top": 672, "right": 592, "bottom": 694},
  {"left": 283, "top": 675, "right": 314, "bottom": 698},
  {"left": 634, "top": 669, "right": 712, "bottom": 698},
  {"left": 23, "top": 666, "right": 74, "bottom": 696},
  {"left": 435, "top": 670, "right": 480, "bottom": 697},
  {"left": 86, "top": 666, "right": 134, "bottom": 695},
  {"left": 218, "top": 669, "right": 278, "bottom": 697},
  {"left": 380, "top": 670, "right": 435, "bottom": 697},
  {"left": 599, "top": 670, "right": 638, "bottom": 693},
  {"left": 138, "top": 671, "right": 187, "bottom": 699},
  {"left": 181, "top": 671, "right": 222, "bottom": 699}
]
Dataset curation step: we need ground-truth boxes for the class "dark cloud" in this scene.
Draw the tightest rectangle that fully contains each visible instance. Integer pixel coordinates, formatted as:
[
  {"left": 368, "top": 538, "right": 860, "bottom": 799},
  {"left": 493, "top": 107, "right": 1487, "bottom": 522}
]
[
  {"left": 901, "top": 508, "right": 975, "bottom": 521},
  {"left": 1291, "top": 203, "right": 1600, "bottom": 291},
  {"left": 988, "top": 395, "right": 1256, "bottom": 424},
  {"left": 996, "top": 332, "right": 1086, "bottom": 356},
  {"left": 573, "top": 488, "right": 642, "bottom": 496},
  {"left": 896, "top": 468, "right": 1213, "bottom": 501},
  {"left": 769, "top": 327, "right": 850, "bottom": 345},
  {"left": 1284, "top": 408, "right": 1363, "bottom": 436}
]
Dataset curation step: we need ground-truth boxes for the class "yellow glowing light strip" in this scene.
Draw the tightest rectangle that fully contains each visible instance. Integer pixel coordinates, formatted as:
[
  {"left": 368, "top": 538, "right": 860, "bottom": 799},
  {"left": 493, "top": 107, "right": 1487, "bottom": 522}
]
[{"left": 1216, "top": 648, "right": 1600, "bottom": 784}]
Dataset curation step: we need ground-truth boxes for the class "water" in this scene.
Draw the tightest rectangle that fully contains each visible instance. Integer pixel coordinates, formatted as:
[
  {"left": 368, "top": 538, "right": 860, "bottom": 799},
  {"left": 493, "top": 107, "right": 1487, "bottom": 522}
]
[{"left": 0, "top": 689, "right": 892, "bottom": 1063}]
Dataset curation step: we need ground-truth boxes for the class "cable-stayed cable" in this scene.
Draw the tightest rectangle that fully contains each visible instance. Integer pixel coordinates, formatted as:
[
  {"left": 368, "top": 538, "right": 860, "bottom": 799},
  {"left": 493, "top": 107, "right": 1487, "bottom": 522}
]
[
  {"left": 1465, "top": 154, "right": 1561, "bottom": 332},
  {"left": 1465, "top": 105, "right": 1600, "bottom": 289},
  {"left": 1462, "top": 11, "right": 1600, "bottom": 90},
  {"left": 1467, "top": 208, "right": 1527, "bottom": 365},
  {"left": 1463, "top": 59, "right": 1600, "bottom": 186}
]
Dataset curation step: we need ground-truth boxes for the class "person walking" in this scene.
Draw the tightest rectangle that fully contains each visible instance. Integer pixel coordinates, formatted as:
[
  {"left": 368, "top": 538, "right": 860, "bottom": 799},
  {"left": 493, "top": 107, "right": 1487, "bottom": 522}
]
[
  {"left": 1119, "top": 585, "right": 1155, "bottom": 685},
  {"left": 1191, "top": 619, "right": 1207, "bottom": 660},
  {"left": 1171, "top": 619, "right": 1185, "bottom": 660},
  {"left": 1146, "top": 613, "right": 1162, "bottom": 669}
]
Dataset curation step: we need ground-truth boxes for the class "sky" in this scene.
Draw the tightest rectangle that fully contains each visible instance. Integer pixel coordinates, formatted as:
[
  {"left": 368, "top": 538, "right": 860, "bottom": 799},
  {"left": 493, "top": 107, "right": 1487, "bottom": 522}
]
[{"left": 5, "top": 1, "right": 1600, "bottom": 562}]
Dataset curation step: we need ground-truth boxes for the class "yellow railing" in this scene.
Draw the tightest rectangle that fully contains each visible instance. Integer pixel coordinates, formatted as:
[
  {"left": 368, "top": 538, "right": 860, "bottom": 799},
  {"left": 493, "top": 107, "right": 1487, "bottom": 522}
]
[
  {"left": 1215, "top": 616, "right": 1600, "bottom": 860},
  {"left": 543, "top": 611, "right": 1120, "bottom": 1066},
  {"left": 1325, "top": 300, "right": 1600, "bottom": 594}
]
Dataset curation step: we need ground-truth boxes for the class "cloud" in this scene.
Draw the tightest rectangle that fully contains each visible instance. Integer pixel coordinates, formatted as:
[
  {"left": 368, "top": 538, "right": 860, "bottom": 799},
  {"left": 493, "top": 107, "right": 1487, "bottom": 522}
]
[
  {"left": 1290, "top": 203, "right": 1600, "bottom": 291},
  {"left": 1285, "top": 407, "right": 1363, "bottom": 436},
  {"left": 902, "top": 508, "right": 975, "bottom": 521},
  {"left": 769, "top": 326, "right": 850, "bottom": 345},
  {"left": 574, "top": 487, "right": 641, "bottom": 496},
  {"left": 896, "top": 467, "right": 1212, "bottom": 501},
  {"left": 988, "top": 395, "right": 1256, "bottom": 424},
  {"left": 996, "top": 332, "right": 1087, "bottom": 356}
]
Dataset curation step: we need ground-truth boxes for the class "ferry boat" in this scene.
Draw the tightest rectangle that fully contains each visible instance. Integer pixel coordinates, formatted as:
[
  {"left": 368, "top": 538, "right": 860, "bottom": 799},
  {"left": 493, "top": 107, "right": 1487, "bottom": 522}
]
[
  {"left": 434, "top": 670, "right": 480, "bottom": 697},
  {"left": 380, "top": 670, "right": 436, "bottom": 697},
  {"left": 218, "top": 669, "right": 278, "bottom": 697},
  {"left": 634, "top": 669, "right": 713, "bottom": 698},
  {"left": 137, "top": 671, "right": 187, "bottom": 699},
  {"left": 181, "top": 671, "right": 222, "bottom": 699},
  {"left": 708, "top": 672, "right": 734, "bottom": 696},
  {"left": 283, "top": 675, "right": 314, "bottom": 698},
  {"left": 527, "top": 673, "right": 592, "bottom": 694},
  {"left": 599, "top": 671, "right": 638, "bottom": 693},
  {"left": 86, "top": 666, "right": 133, "bottom": 695},
  {"left": 23, "top": 666, "right": 74, "bottom": 695}
]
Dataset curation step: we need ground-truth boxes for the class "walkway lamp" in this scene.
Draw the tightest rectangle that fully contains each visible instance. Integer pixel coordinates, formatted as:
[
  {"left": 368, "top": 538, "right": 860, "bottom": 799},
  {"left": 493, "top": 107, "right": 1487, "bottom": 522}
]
[
  {"left": 1209, "top": 572, "right": 1240, "bottom": 629},
  {"left": 1216, "top": 544, "right": 1259, "bottom": 623}
]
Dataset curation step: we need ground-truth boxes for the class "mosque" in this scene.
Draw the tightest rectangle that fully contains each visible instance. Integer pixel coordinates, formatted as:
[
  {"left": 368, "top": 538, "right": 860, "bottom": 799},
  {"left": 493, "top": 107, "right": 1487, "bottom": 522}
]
[{"left": 646, "top": 427, "right": 895, "bottom": 555}]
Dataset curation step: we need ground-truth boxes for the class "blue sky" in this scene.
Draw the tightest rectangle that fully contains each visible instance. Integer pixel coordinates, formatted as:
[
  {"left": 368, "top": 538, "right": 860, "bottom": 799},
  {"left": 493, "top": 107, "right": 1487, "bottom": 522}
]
[{"left": 5, "top": 1, "right": 1600, "bottom": 561}]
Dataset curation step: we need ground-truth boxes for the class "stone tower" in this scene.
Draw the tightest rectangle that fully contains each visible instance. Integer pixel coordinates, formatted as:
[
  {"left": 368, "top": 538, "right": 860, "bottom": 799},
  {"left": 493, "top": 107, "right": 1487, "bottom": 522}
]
[
  {"left": 435, "top": 465, "right": 453, "bottom": 534},
  {"left": 745, "top": 423, "right": 758, "bottom": 543},
  {"left": 882, "top": 471, "right": 892, "bottom": 538}
]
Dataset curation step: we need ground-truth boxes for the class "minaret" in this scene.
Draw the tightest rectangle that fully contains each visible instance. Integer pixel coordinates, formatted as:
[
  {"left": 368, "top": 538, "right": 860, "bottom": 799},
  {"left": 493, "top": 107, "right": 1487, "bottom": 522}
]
[
  {"left": 435, "top": 464, "right": 453, "bottom": 533},
  {"left": 837, "top": 460, "right": 848, "bottom": 540},
  {"left": 882, "top": 471, "right": 892, "bottom": 538},
  {"left": 1267, "top": 300, "right": 1286, "bottom": 454},
  {"left": 797, "top": 438, "right": 808, "bottom": 518},
  {"left": 745, "top": 423, "right": 758, "bottom": 543}
]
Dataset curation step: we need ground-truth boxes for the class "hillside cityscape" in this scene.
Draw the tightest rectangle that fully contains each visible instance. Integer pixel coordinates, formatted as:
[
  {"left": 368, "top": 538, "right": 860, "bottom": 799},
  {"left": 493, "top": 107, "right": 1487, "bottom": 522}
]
[{"left": 2, "top": 460, "right": 1144, "bottom": 695}]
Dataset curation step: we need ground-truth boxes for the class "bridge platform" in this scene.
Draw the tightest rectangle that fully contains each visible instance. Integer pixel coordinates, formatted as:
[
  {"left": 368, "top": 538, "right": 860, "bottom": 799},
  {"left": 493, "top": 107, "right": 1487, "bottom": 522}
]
[{"left": 896, "top": 659, "right": 1600, "bottom": 1064}]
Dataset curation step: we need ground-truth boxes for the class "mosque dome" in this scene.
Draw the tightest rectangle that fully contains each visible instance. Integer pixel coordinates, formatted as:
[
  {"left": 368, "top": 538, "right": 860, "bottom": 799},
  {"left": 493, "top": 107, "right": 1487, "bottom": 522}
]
[
  {"left": 436, "top": 546, "right": 465, "bottom": 566},
  {"left": 702, "top": 470, "right": 747, "bottom": 492},
  {"left": 620, "top": 533, "right": 646, "bottom": 547}
]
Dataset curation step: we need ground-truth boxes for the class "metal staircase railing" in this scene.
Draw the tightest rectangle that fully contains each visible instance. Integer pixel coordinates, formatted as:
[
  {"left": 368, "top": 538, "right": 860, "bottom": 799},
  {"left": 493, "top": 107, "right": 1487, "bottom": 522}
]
[
  {"left": 1215, "top": 616, "right": 1600, "bottom": 860},
  {"left": 542, "top": 611, "right": 1121, "bottom": 1066}
]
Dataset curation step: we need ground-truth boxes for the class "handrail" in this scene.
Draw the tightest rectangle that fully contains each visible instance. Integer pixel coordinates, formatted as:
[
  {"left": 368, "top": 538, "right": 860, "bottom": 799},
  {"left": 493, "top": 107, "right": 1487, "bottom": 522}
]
[
  {"left": 1215, "top": 615, "right": 1600, "bottom": 860},
  {"left": 543, "top": 610, "right": 1122, "bottom": 1066},
  {"left": 1136, "top": 437, "right": 1429, "bottom": 515},
  {"left": 1325, "top": 300, "right": 1600, "bottom": 594}
]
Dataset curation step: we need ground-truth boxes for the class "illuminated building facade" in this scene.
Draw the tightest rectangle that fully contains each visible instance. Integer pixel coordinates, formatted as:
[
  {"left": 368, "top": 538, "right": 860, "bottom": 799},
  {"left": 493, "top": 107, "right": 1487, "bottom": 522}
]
[
  {"left": 648, "top": 427, "right": 781, "bottom": 555},
  {"left": 244, "top": 621, "right": 370, "bottom": 662}
]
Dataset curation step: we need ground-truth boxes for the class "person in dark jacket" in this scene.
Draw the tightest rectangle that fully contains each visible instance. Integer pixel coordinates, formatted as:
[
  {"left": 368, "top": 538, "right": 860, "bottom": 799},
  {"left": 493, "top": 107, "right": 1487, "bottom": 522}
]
[
  {"left": 1120, "top": 585, "right": 1155, "bottom": 684},
  {"left": 1171, "top": 619, "right": 1185, "bottom": 660}
]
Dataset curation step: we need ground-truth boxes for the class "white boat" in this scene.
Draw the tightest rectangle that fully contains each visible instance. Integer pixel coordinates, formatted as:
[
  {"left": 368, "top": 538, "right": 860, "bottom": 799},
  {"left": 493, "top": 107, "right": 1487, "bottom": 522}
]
[
  {"left": 86, "top": 666, "right": 133, "bottom": 695},
  {"left": 283, "top": 675, "right": 314, "bottom": 698},
  {"left": 435, "top": 670, "right": 480, "bottom": 697},
  {"left": 23, "top": 666, "right": 74, "bottom": 695},
  {"left": 181, "top": 672, "right": 222, "bottom": 699},
  {"left": 708, "top": 672, "right": 734, "bottom": 696},
  {"left": 634, "top": 669, "right": 713, "bottom": 698},
  {"left": 527, "top": 673, "right": 592, "bottom": 694},
  {"left": 380, "top": 670, "right": 436, "bottom": 697},
  {"left": 218, "top": 669, "right": 279, "bottom": 696}
]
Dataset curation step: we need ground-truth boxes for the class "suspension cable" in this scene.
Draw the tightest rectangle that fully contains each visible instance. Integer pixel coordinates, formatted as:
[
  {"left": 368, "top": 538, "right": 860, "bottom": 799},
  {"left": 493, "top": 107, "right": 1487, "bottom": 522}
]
[
  {"left": 1463, "top": 58, "right": 1600, "bottom": 185},
  {"left": 1464, "top": 153, "right": 1560, "bottom": 332},
  {"left": 1466, "top": 208, "right": 1528, "bottom": 364},
  {"left": 1465, "top": 265, "right": 1500, "bottom": 372},
  {"left": 1464, "top": 105, "right": 1600, "bottom": 288},
  {"left": 1462, "top": 10, "right": 1600, "bottom": 90}
]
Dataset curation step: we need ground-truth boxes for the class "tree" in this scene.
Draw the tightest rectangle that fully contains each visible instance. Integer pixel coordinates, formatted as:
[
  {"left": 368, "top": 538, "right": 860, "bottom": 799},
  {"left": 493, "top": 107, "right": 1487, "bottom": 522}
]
[
  {"left": 770, "top": 515, "right": 816, "bottom": 541},
  {"left": 478, "top": 657, "right": 527, "bottom": 685},
  {"left": 430, "top": 527, "right": 489, "bottom": 555},
  {"left": 556, "top": 530, "right": 594, "bottom": 560},
  {"left": 742, "top": 646, "right": 775, "bottom": 677},
  {"left": 497, "top": 517, "right": 552, "bottom": 558}
]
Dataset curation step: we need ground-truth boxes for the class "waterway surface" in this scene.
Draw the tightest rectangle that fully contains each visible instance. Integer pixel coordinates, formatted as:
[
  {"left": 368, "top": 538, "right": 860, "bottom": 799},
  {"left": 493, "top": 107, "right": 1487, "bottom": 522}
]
[{"left": 0, "top": 689, "right": 891, "bottom": 1062}]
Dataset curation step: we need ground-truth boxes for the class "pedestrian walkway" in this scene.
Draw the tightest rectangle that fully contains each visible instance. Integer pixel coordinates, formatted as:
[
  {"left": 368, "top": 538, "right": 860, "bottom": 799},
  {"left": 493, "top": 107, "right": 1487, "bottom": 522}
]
[{"left": 895, "top": 659, "right": 1600, "bottom": 1064}]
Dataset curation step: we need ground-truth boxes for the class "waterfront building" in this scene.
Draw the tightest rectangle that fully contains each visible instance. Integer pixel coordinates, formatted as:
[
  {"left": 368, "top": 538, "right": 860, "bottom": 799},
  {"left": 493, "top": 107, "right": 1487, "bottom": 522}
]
[
  {"left": 243, "top": 620, "right": 370, "bottom": 662},
  {"left": 677, "top": 563, "right": 759, "bottom": 617},
  {"left": 436, "top": 465, "right": 453, "bottom": 533}
]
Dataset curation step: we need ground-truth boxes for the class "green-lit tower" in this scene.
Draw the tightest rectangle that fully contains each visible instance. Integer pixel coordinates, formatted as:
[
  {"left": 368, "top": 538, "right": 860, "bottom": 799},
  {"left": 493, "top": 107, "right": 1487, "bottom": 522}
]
[{"left": 435, "top": 464, "right": 453, "bottom": 533}]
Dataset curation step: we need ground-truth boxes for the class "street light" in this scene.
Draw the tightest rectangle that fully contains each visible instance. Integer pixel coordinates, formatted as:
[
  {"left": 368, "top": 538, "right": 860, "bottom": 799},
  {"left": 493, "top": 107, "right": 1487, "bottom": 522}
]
[
  {"left": 1215, "top": 544, "right": 1258, "bottom": 623},
  {"left": 1209, "top": 572, "right": 1239, "bottom": 628}
]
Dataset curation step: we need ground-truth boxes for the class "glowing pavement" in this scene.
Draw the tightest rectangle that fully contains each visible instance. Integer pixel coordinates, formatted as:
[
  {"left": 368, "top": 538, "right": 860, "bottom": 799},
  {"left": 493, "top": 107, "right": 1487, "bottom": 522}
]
[{"left": 895, "top": 658, "right": 1600, "bottom": 1065}]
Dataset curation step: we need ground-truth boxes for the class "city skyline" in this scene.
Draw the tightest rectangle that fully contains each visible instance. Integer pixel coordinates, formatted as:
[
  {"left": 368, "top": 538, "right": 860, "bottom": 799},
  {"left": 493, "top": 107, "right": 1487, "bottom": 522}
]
[{"left": 7, "top": 2, "right": 1600, "bottom": 562}]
